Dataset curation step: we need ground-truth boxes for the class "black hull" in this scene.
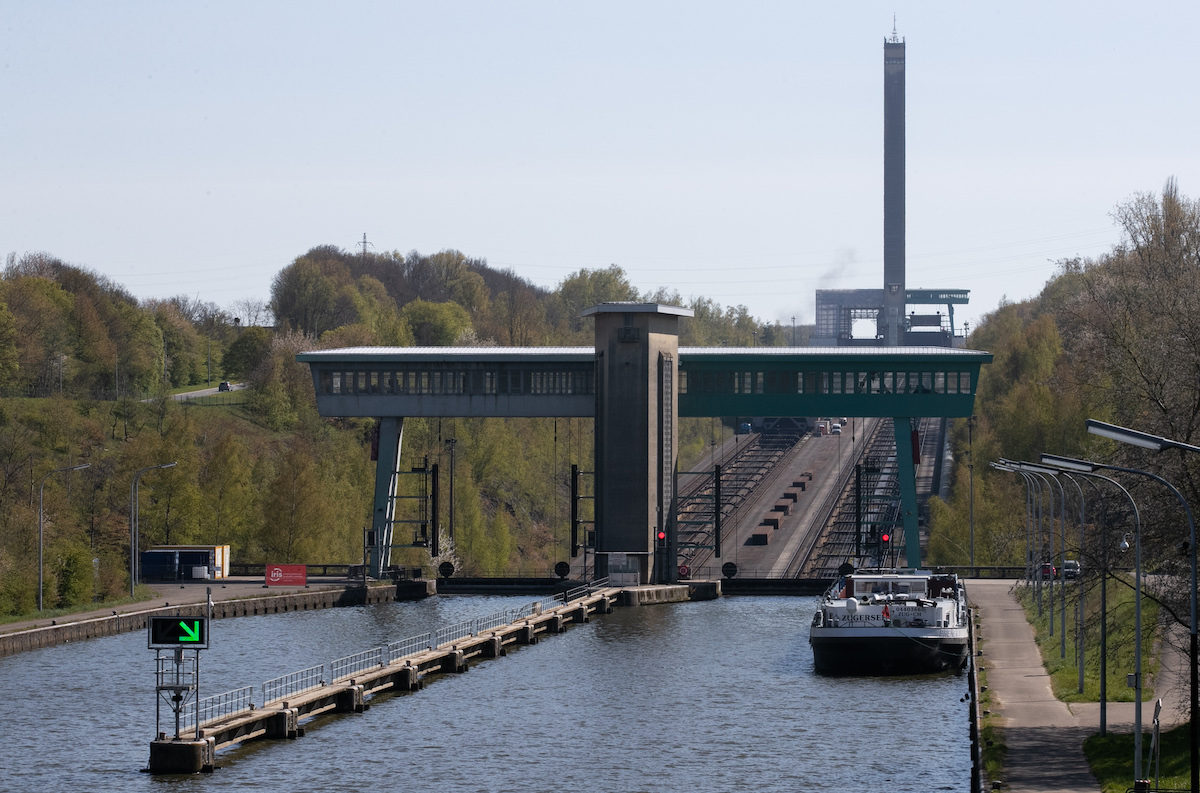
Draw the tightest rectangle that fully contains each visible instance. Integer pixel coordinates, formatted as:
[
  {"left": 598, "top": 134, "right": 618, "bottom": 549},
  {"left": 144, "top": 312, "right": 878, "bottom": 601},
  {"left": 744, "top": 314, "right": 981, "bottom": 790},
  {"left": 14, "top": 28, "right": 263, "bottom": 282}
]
[{"left": 810, "top": 634, "right": 968, "bottom": 676}]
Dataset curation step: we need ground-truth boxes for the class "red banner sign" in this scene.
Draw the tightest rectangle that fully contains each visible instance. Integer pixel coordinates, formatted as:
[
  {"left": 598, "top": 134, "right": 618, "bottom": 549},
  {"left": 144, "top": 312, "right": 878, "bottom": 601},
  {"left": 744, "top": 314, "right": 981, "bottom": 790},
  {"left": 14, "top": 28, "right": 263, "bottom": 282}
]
[{"left": 265, "top": 564, "right": 307, "bottom": 587}]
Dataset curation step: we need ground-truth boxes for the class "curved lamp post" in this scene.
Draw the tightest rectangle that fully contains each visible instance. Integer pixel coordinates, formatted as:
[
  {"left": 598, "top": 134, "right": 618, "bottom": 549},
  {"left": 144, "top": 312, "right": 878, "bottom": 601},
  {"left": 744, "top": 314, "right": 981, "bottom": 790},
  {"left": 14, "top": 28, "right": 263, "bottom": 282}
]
[
  {"left": 1036, "top": 459, "right": 1136, "bottom": 738},
  {"left": 130, "top": 462, "right": 177, "bottom": 596},
  {"left": 1085, "top": 417, "right": 1200, "bottom": 793},
  {"left": 38, "top": 463, "right": 90, "bottom": 611},
  {"left": 1002, "top": 459, "right": 1068, "bottom": 652},
  {"left": 1043, "top": 452, "right": 1172, "bottom": 783},
  {"left": 991, "top": 462, "right": 1036, "bottom": 584}
]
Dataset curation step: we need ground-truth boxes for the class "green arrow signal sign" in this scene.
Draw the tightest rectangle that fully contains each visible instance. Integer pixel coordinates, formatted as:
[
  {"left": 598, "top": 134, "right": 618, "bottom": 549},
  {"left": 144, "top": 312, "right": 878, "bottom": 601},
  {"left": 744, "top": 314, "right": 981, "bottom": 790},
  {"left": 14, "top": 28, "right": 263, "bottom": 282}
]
[{"left": 148, "top": 616, "right": 209, "bottom": 649}]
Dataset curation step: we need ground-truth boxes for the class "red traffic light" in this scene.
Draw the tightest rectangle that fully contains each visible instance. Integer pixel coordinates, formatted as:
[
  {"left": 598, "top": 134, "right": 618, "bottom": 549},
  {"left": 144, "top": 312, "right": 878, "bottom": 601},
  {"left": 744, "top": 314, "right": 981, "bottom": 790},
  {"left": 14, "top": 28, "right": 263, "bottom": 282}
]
[
  {"left": 881, "top": 533, "right": 890, "bottom": 543},
  {"left": 657, "top": 530, "right": 667, "bottom": 541}
]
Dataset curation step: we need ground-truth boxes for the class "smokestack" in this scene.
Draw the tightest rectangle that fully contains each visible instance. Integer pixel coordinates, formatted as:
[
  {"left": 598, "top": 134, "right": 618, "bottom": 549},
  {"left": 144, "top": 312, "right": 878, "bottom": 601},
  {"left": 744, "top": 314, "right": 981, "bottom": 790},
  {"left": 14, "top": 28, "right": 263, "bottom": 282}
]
[{"left": 882, "top": 28, "right": 905, "bottom": 346}]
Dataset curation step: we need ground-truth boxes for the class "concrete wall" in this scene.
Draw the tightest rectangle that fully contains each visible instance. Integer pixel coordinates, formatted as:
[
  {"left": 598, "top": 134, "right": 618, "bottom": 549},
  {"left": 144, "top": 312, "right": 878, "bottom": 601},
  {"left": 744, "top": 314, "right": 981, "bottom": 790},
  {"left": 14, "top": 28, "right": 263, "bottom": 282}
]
[{"left": 0, "top": 584, "right": 403, "bottom": 658}]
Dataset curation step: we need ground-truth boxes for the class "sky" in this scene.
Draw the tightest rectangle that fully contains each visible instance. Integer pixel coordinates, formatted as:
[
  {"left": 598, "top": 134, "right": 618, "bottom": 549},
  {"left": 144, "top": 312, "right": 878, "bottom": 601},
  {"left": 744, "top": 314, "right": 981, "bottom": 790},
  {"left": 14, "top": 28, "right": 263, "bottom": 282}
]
[{"left": 3, "top": 1, "right": 1199, "bottom": 334}]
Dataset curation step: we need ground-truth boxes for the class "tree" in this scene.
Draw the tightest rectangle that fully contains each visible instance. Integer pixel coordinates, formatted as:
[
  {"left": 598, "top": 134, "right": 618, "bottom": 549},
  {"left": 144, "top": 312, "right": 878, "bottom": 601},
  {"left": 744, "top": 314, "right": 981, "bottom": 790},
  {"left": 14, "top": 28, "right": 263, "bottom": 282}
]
[
  {"left": 221, "top": 326, "right": 273, "bottom": 381},
  {"left": 554, "top": 265, "right": 639, "bottom": 333},
  {"left": 271, "top": 257, "right": 341, "bottom": 337},
  {"left": 0, "top": 294, "right": 18, "bottom": 387},
  {"left": 400, "top": 300, "right": 472, "bottom": 346},
  {"left": 260, "top": 440, "right": 331, "bottom": 562},
  {"left": 199, "top": 431, "right": 255, "bottom": 552}
]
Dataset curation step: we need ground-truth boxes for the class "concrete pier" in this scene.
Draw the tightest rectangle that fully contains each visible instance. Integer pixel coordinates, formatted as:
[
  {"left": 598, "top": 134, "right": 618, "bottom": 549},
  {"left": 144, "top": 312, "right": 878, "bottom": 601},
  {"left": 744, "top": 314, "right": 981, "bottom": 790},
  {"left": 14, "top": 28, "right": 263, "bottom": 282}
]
[{"left": 146, "top": 584, "right": 711, "bottom": 773}]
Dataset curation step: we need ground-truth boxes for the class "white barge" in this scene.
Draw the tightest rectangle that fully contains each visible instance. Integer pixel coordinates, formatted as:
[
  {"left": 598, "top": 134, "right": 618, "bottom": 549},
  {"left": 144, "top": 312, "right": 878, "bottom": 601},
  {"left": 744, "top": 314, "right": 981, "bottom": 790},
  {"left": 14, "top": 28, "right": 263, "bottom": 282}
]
[{"left": 809, "top": 569, "right": 969, "bottom": 675}]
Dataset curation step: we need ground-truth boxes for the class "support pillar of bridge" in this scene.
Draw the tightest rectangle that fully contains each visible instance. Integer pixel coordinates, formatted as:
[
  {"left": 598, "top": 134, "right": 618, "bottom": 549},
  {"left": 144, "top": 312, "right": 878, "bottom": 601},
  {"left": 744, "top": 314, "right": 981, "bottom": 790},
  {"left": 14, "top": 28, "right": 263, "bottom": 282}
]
[
  {"left": 892, "top": 417, "right": 922, "bottom": 569},
  {"left": 585, "top": 302, "right": 693, "bottom": 585},
  {"left": 369, "top": 417, "right": 405, "bottom": 578}
]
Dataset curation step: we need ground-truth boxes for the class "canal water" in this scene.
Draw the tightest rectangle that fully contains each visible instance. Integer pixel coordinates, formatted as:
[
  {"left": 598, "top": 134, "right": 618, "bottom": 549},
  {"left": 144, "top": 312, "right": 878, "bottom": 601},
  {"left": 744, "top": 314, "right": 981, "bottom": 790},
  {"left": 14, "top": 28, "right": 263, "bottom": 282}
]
[{"left": 0, "top": 595, "right": 971, "bottom": 792}]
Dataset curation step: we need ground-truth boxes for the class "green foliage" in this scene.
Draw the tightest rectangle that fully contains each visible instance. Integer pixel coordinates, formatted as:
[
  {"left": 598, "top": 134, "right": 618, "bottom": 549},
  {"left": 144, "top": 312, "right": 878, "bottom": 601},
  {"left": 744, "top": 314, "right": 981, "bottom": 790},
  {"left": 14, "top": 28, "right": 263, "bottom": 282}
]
[
  {"left": 222, "top": 326, "right": 273, "bottom": 380},
  {"left": 1015, "top": 578, "right": 1157, "bottom": 702},
  {"left": 1084, "top": 722, "right": 1191, "bottom": 793},
  {"left": 0, "top": 293, "right": 18, "bottom": 384},
  {"left": 401, "top": 299, "right": 472, "bottom": 346},
  {"left": 53, "top": 542, "right": 94, "bottom": 607}
]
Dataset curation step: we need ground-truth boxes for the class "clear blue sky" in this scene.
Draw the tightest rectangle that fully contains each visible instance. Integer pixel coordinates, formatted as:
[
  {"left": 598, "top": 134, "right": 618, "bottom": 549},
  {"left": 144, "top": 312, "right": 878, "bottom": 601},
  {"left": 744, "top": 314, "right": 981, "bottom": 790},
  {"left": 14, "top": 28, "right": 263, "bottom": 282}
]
[{"left": 4, "top": 2, "right": 1198, "bottom": 332}]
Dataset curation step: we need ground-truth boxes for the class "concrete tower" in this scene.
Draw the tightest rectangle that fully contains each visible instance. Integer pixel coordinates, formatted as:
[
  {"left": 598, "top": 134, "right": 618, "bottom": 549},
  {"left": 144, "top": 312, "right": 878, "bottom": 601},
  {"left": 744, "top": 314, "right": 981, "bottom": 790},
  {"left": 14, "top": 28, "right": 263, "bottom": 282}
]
[
  {"left": 584, "top": 302, "right": 692, "bottom": 585},
  {"left": 882, "top": 29, "right": 906, "bottom": 346}
]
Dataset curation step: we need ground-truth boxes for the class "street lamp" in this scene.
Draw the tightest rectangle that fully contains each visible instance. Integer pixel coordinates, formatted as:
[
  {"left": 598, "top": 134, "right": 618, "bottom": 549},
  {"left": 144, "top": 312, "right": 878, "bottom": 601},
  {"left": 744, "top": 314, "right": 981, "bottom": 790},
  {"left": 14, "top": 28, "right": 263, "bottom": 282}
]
[
  {"left": 992, "top": 462, "right": 1036, "bottom": 585},
  {"left": 130, "top": 462, "right": 177, "bottom": 597},
  {"left": 1001, "top": 459, "right": 1067, "bottom": 656},
  {"left": 38, "top": 463, "right": 90, "bottom": 611},
  {"left": 1042, "top": 452, "right": 1174, "bottom": 782},
  {"left": 1083, "top": 418, "right": 1200, "bottom": 793},
  {"left": 1035, "top": 457, "right": 1140, "bottom": 739}
]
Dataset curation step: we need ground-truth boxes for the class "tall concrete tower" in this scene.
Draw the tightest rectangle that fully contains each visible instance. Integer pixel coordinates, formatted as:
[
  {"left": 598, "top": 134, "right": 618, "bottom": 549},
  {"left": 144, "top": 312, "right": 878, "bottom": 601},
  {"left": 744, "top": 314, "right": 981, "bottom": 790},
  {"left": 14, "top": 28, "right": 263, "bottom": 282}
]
[{"left": 882, "top": 29, "right": 906, "bottom": 346}]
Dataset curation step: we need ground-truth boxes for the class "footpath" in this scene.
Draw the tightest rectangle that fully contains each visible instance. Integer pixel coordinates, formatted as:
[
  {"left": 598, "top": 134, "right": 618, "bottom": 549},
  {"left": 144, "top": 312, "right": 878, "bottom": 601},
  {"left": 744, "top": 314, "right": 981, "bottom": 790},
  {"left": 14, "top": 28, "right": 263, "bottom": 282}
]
[{"left": 968, "top": 578, "right": 1188, "bottom": 793}]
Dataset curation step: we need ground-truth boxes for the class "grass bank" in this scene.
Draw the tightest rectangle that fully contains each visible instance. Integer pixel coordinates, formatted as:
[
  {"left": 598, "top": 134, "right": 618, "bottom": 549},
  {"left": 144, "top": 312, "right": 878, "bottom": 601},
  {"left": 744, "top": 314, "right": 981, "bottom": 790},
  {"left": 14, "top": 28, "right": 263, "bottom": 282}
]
[
  {"left": 1014, "top": 575, "right": 1158, "bottom": 702},
  {"left": 1084, "top": 722, "right": 1191, "bottom": 793},
  {"left": 0, "top": 584, "right": 159, "bottom": 628}
]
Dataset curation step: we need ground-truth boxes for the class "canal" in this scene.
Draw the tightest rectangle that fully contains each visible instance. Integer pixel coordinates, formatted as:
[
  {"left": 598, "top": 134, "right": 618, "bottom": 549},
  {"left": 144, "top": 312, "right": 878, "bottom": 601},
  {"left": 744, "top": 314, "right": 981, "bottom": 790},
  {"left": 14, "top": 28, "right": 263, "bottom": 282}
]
[{"left": 0, "top": 595, "right": 971, "bottom": 792}]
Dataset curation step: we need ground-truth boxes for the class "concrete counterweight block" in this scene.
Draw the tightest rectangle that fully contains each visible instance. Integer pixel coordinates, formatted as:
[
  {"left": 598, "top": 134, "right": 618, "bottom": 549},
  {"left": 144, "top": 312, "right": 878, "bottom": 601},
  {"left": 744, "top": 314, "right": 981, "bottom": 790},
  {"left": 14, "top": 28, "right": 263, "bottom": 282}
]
[
  {"left": 549, "top": 613, "right": 565, "bottom": 634},
  {"left": 519, "top": 622, "right": 539, "bottom": 645},
  {"left": 597, "top": 595, "right": 613, "bottom": 614},
  {"left": 148, "top": 737, "right": 216, "bottom": 774},
  {"left": 335, "top": 684, "right": 366, "bottom": 713}
]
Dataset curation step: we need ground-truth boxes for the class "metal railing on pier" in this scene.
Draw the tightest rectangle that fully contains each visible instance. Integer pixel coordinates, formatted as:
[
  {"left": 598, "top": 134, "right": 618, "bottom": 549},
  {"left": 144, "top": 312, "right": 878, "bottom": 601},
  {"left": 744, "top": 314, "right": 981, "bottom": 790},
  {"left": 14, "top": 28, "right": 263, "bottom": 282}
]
[
  {"left": 386, "top": 633, "right": 432, "bottom": 664},
  {"left": 181, "top": 686, "right": 254, "bottom": 731},
  {"left": 192, "top": 588, "right": 617, "bottom": 731},
  {"left": 261, "top": 664, "right": 326, "bottom": 706},
  {"left": 331, "top": 647, "right": 384, "bottom": 682},
  {"left": 556, "top": 578, "right": 610, "bottom": 604}
]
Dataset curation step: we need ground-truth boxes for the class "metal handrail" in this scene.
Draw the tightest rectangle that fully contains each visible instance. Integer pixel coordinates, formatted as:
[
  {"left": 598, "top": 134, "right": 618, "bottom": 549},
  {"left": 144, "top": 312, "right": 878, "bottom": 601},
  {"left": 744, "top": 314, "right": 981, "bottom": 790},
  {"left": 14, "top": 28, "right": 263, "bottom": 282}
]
[
  {"left": 434, "top": 620, "right": 475, "bottom": 648},
  {"left": 473, "top": 609, "right": 514, "bottom": 633},
  {"left": 386, "top": 633, "right": 432, "bottom": 664},
  {"left": 331, "top": 647, "right": 384, "bottom": 681},
  {"left": 261, "top": 664, "right": 326, "bottom": 705},
  {"left": 558, "top": 578, "right": 610, "bottom": 603},
  {"left": 181, "top": 686, "right": 254, "bottom": 730}
]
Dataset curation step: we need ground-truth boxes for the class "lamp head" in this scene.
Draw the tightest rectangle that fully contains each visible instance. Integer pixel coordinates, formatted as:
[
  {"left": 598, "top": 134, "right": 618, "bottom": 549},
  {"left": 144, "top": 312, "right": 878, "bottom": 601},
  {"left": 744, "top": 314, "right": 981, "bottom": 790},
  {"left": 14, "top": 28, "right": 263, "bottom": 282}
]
[
  {"left": 1086, "top": 419, "right": 1165, "bottom": 451},
  {"left": 1039, "top": 453, "right": 1097, "bottom": 473},
  {"left": 1120, "top": 533, "right": 1132, "bottom": 553}
]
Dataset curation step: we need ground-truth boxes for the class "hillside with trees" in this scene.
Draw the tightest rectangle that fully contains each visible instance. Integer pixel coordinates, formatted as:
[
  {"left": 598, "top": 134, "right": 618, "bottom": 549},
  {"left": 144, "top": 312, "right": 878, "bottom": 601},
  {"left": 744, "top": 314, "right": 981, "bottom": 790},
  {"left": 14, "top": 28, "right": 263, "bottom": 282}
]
[
  {"left": 0, "top": 246, "right": 791, "bottom": 615},
  {"left": 928, "top": 179, "right": 1200, "bottom": 646}
]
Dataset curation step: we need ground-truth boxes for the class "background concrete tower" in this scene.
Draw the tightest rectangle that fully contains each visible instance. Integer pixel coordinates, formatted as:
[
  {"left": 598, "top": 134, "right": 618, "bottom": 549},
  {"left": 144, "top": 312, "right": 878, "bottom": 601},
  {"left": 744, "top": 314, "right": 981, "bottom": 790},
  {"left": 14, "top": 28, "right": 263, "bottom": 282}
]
[
  {"left": 882, "top": 28, "right": 906, "bottom": 346},
  {"left": 584, "top": 302, "right": 692, "bottom": 585}
]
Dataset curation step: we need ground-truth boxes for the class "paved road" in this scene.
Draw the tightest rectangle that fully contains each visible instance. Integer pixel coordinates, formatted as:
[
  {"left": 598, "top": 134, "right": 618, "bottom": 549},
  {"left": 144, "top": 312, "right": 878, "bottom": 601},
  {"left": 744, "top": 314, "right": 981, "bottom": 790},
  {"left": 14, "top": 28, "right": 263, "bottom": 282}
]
[{"left": 969, "top": 578, "right": 1187, "bottom": 792}]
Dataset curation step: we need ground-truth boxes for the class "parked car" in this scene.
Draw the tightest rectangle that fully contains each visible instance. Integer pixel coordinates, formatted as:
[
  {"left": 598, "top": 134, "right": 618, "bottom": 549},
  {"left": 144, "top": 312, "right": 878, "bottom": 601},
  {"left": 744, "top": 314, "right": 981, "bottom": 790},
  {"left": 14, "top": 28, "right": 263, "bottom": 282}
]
[
  {"left": 1040, "top": 562, "right": 1057, "bottom": 578},
  {"left": 218, "top": 381, "right": 232, "bottom": 392},
  {"left": 1063, "top": 560, "right": 1081, "bottom": 580}
]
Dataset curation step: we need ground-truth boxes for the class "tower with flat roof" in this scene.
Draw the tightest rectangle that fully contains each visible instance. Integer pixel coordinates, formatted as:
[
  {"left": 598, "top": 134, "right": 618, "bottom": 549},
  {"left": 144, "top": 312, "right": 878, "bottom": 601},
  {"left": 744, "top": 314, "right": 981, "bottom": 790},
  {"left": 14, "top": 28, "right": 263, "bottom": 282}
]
[{"left": 882, "top": 27, "right": 906, "bottom": 345}]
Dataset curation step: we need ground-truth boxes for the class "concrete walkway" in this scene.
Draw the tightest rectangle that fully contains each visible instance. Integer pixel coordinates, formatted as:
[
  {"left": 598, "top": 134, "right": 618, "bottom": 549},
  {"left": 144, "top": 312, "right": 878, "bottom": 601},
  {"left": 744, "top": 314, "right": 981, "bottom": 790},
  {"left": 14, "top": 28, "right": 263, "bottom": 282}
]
[
  {"left": 968, "top": 578, "right": 1188, "bottom": 793},
  {"left": 0, "top": 576, "right": 353, "bottom": 637}
]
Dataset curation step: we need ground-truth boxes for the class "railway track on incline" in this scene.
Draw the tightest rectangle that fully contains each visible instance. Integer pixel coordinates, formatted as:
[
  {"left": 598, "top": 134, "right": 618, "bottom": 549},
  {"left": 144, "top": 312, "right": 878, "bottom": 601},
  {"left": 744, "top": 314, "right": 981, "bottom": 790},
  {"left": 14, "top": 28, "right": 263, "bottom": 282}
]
[{"left": 675, "top": 431, "right": 805, "bottom": 574}]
